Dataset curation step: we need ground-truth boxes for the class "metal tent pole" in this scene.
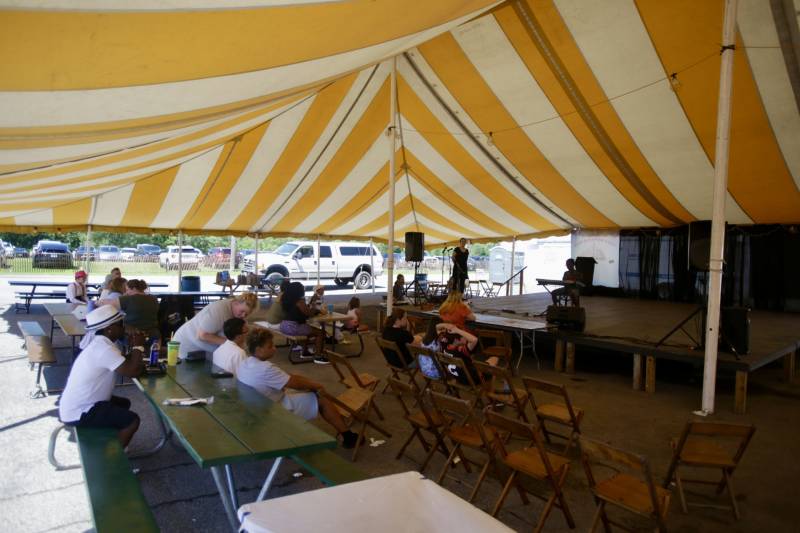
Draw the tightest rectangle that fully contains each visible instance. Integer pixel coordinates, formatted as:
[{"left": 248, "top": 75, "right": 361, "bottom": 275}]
[
  {"left": 229, "top": 236, "right": 236, "bottom": 273},
  {"left": 254, "top": 233, "right": 260, "bottom": 285},
  {"left": 316, "top": 235, "right": 321, "bottom": 285},
  {"left": 177, "top": 231, "right": 184, "bottom": 292},
  {"left": 84, "top": 225, "right": 92, "bottom": 273},
  {"left": 701, "top": 0, "right": 738, "bottom": 415},
  {"left": 386, "top": 57, "right": 397, "bottom": 314},
  {"left": 370, "top": 237, "right": 375, "bottom": 294},
  {"left": 508, "top": 236, "right": 517, "bottom": 296}
]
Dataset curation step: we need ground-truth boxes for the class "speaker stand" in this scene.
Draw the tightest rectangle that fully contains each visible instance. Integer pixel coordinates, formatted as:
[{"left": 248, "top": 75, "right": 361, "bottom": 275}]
[
  {"left": 655, "top": 305, "right": 742, "bottom": 360},
  {"left": 407, "top": 261, "right": 427, "bottom": 306}
]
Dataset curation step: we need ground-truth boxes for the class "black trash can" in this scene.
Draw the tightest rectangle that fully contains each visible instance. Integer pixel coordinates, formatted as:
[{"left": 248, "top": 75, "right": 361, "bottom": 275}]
[{"left": 180, "top": 275, "right": 201, "bottom": 293}]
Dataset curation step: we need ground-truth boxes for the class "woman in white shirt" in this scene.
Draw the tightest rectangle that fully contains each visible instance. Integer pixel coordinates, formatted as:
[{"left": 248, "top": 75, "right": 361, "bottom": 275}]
[
  {"left": 173, "top": 292, "right": 258, "bottom": 359},
  {"left": 66, "top": 270, "right": 88, "bottom": 304}
]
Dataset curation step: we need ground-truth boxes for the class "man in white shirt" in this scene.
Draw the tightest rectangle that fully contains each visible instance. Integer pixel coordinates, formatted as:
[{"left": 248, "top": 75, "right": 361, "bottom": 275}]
[
  {"left": 59, "top": 306, "right": 145, "bottom": 447},
  {"left": 212, "top": 318, "right": 249, "bottom": 376},
  {"left": 237, "top": 328, "right": 359, "bottom": 448}
]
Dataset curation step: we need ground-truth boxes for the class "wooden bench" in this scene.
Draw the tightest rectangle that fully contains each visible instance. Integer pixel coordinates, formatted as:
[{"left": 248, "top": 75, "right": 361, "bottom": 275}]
[
  {"left": 19, "top": 321, "right": 58, "bottom": 398},
  {"left": 75, "top": 427, "right": 158, "bottom": 533},
  {"left": 15, "top": 291, "right": 66, "bottom": 313}
]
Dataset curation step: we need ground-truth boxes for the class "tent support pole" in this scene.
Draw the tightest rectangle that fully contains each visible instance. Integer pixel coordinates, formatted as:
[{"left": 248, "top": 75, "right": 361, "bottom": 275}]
[
  {"left": 316, "top": 235, "right": 321, "bottom": 285},
  {"left": 701, "top": 0, "right": 738, "bottom": 416},
  {"left": 386, "top": 56, "right": 397, "bottom": 315},
  {"left": 508, "top": 236, "right": 517, "bottom": 296},
  {"left": 255, "top": 233, "right": 260, "bottom": 285},
  {"left": 230, "top": 236, "right": 236, "bottom": 273},
  {"left": 84, "top": 225, "right": 92, "bottom": 273},
  {"left": 370, "top": 237, "right": 375, "bottom": 294},
  {"left": 177, "top": 231, "right": 184, "bottom": 292}
]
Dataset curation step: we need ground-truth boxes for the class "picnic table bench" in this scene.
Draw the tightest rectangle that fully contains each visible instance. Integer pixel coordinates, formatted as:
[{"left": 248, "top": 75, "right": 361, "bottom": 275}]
[
  {"left": 75, "top": 427, "right": 158, "bottom": 533},
  {"left": 9, "top": 280, "right": 168, "bottom": 313},
  {"left": 19, "top": 320, "right": 58, "bottom": 398}
]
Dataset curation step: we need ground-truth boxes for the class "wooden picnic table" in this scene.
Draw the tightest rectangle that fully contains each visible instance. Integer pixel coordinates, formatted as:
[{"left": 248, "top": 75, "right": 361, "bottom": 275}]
[
  {"left": 134, "top": 360, "right": 337, "bottom": 531},
  {"left": 9, "top": 280, "right": 168, "bottom": 313}
]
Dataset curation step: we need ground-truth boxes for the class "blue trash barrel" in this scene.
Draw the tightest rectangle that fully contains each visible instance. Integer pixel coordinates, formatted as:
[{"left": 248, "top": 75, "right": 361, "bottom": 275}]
[
  {"left": 414, "top": 272, "right": 428, "bottom": 292},
  {"left": 180, "top": 275, "right": 201, "bottom": 293}
]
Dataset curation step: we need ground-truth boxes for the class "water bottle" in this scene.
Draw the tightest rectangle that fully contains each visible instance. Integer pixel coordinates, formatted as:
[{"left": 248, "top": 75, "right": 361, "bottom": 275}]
[{"left": 149, "top": 342, "right": 159, "bottom": 366}]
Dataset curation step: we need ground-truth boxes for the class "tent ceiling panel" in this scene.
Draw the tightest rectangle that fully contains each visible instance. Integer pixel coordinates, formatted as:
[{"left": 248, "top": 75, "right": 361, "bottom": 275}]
[{"left": 0, "top": 0, "right": 797, "bottom": 240}]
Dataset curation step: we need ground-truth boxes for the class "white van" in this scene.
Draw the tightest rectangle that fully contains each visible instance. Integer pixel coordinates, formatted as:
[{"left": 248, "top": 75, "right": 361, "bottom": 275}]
[{"left": 242, "top": 241, "right": 383, "bottom": 289}]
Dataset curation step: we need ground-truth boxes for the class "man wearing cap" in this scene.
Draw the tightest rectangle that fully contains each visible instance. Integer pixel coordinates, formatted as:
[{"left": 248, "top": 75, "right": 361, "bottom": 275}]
[
  {"left": 66, "top": 270, "right": 89, "bottom": 304},
  {"left": 59, "top": 306, "right": 145, "bottom": 447}
]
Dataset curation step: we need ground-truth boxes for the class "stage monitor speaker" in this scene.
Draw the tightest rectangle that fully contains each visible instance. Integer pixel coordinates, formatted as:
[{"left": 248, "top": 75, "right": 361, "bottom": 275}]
[
  {"left": 405, "top": 232, "right": 424, "bottom": 262},
  {"left": 689, "top": 221, "right": 711, "bottom": 271},
  {"left": 720, "top": 306, "right": 750, "bottom": 355},
  {"left": 545, "top": 305, "right": 586, "bottom": 332},
  {"left": 575, "top": 257, "right": 597, "bottom": 286}
]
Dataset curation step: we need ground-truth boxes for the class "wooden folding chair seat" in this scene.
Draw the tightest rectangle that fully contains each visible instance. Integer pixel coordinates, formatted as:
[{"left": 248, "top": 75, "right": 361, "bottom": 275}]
[
  {"left": 427, "top": 391, "right": 501, "bottom": 503},
  {"left": 324, "top": 350, "right": 384, "bottom": 420},
  {"left": 523, "top": 376, "right": 583, "bottom": 455},
  {"left": 376, "top": 338, "right": 419, "bottom": 392},
  {"left": 484, "top": 410, "right": 575, "bottom": 531},
  {"left": 663, "top": 421, "right": 755, "bottom": 520},
  {"left": 408, "top": 344, "right": 449, "bottom": 395},
  {"left": 475, "top": 328, "right": 513, "bottom": 369},
  {"left": 385, "top": 377, "right": 451, "bottom": 474},
  {"left": 320, "top": 385, "right": 391, "bottom": 462},
  {"left": 435, "top": 352, "right": 486, "bottom": 407},
  {"left": 473, "top": 361, "right": 528, "bottom": 421},
  {"left": 579, "top": 436, "right": 671, "bottom": 533}
]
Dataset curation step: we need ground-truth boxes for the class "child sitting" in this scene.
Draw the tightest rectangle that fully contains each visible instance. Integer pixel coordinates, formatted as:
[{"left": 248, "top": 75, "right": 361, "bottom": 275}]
[
  {"left": 237, "top": 328, "right": 359, "bottom": 448},
  {"left": 308, "top": 284, "right": 326, "bottom": 314},
  {"left": 212, "top": 318, "right": 249, "bottom": 377}
]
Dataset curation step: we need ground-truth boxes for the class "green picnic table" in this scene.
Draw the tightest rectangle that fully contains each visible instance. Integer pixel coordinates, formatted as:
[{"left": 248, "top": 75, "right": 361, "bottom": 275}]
[{"left": 134, "top": 360, "right": 352, "bottom": 531}]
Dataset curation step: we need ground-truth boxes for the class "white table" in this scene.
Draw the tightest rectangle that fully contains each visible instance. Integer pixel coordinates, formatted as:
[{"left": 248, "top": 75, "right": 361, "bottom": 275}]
[{"left": 237, "top": 471, "right": 514, "bottom": 533}]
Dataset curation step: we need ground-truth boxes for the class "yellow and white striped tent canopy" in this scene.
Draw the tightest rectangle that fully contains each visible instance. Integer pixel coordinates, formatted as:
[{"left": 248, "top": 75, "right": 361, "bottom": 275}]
[{"left": 1, "top": 0, "right": 799, "bottom": 245}]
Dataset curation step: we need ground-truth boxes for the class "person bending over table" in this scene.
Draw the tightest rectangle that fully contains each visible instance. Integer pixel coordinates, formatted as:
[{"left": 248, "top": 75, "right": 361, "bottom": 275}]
[
  {"left": 438, "top": 290, "right": 475, "bottom": 332},
  {"left": 173, "top": 292, "right": 258, "bottom": 360},
  {"left": 59, "top": 306, "right": 145, "bottom": 447},
  {"left": 380, "top": 308, "right": 422, "bottom": 369},
  {"left": 263, "top": 279, "right": 291, "bottom": 325},
  {"left": 66, "top": 270, "right": 89, "bottom": 304},
  {"left": 238, "top": 328, "right": 359, "bottom": 449},
  {"left": 279, "top": 282, "right": 325, "bottom": 363},
  {"left": 213, "top": 318, "right": 249, "bottom": 377}
]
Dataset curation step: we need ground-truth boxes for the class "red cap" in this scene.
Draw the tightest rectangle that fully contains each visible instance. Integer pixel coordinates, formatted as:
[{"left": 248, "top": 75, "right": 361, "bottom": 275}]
[{"left": 75, "top": 270, "right": 87, "bottom": 279}]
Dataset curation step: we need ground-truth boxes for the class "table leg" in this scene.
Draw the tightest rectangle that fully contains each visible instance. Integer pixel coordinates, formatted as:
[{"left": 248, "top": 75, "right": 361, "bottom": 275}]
[
  {"left": 735, "top": 371, "right": 748, "bottom": 414},
  {"left": 783, "top": 350, "right": 796, "bottom": 383},
  {"left": 210, "top": 466, "right": 240, "bottom": 532},
  {"left": 554, "top": 340, "right": 565, "bottom": 372},
  {"left": 632, "top": 353, "right": 643, "bottom": 390},
  {"left": 257, "top": 457, "right": 284, "bottom": 501},
  {"left": 645, "top": 356, "right": 656, "bottom": 394},
  {"left": 224, "top": 464, "right": 239, "bottom": 510},
  {"left": 565, "top": 342, "right": 575, "bottom": 374}
]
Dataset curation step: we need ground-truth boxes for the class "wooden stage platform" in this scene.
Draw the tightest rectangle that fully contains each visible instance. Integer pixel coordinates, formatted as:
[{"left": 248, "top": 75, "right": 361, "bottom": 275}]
[{"left": 467, "top": 293, "right": 800, "bottom": 414}]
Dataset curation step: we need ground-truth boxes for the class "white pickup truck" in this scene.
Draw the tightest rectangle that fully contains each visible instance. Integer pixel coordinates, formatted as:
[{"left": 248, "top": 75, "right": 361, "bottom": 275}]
[
  {"left": 159, "top": 246, "right": 201, "bottom": 270},
  {"left": 242, "top": 241, "right": 383, "bottom": 289}
]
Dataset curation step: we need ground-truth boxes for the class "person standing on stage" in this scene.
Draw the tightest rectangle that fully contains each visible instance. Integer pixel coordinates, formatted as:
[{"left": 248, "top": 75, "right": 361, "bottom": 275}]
[{"left": 451, "top": 238, "right": 469, "bottom": 294}]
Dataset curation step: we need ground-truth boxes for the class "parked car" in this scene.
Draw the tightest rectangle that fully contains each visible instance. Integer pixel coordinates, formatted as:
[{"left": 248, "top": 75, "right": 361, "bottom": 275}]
[
  {"left": 73, "top": 245, "right": 97, "bottom": 261},
  {"left": 242, "top": 240, "right": 383, "bottom": 289},
  {"left": 97, "top": 245, "right": 121, "bottom": 262},
  {"left": 136, "top": 244, "right": 162, "bottom": 262},
  {"left": 159, "top": 246, "right": 201, "bottom": 270},
  {"left": 13, "top": 247, "right": 29, "bottom": 258},
  {"left": 1, "top": 241, "right": 13, "bottom": 257},
  {"left": 205, "top": 247, "right": 241, "bottom": 269},
  {"left": 120, "top": 247, "right": 138, "bottom": 261},
  {"left": 422, "top": 252, "right": 440, "bottom": 268},
  {"left": 32, "top": 241, "right": 73, "bottom": 269}
]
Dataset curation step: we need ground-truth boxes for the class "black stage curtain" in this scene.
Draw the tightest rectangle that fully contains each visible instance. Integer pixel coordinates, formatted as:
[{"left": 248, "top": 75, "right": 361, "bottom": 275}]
[{"left": 618, "top": 225, "right": 799, "bottom": 312}]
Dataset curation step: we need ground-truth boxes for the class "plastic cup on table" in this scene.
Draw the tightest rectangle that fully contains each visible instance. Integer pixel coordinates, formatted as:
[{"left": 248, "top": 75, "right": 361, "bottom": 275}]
[
  {"left": 327, "top": 304, "right": 334, "bottom": 314},
  {"left": 167, "top": 342, "right": 180, "bottom": 366}
]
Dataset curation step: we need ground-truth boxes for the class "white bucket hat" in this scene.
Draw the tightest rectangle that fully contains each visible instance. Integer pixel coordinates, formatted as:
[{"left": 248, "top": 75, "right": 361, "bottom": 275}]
[{"left": 85, "top": 305, "right": 124, "bottom": 332}]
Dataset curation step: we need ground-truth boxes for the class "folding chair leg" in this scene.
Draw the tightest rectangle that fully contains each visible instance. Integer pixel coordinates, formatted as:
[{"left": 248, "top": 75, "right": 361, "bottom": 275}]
[
  {"left": 492, "top": 470, "right": 517, "bottom": 517},
  {"left": 395, "top": 429, "right": 419, "bottom": 460},
  {"left": 675, "top": 471, "right": 688, "bottom": 513},
  {"left": 351, "top": 419, "right": 368, "bottom": 462},
  {"left": 420, "top": 433, "right": 448, "bottom": 474},
  {"left": 467, "top": 459, "right": 493, "bottom": 503},
  {"left": 535, "top": 492, "right": 558, "bottom": 533},
  {"left": 724, "top": 470, "right": 740, "bottom": 520},
  {"left": 589, "top": 501, "right": 604, "bottom": 533},
  {"left": 554, "top": 465, "right": 575, "bottom": 528},
  {"left": 371, "top": 401, "right": 386, "bottom": 421}
]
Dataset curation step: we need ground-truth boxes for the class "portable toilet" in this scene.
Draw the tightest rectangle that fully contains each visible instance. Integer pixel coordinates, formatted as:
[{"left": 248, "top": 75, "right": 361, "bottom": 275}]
[{"left": 489, "top": 246, "right": 525, "bottom": 284}]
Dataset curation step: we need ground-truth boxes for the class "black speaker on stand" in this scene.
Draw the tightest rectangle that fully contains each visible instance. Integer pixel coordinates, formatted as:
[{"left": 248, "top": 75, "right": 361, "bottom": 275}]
[{"left": 404, "top": 232, "right": 426, "bottom": 305}]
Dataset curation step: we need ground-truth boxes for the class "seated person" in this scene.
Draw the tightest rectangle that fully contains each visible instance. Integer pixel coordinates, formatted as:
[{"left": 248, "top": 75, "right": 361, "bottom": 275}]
[
  {"left": 66, "top": 270, "right": 89, "bottom": 304},
  {"left": 342, "top": 297, "right": 368, "bottom": 333},
  {"left": 58, "top": 306, "right": 144, "bottom": 447},
  {"left": 98, "top": 276, "right": 127, "bottom": 303},
  {"left": 212, "top": 318, "right": 249, "bottom": 376},
  {"left": 551, "top": 258, "right": 581, "bottom": 306},
  {"left": 237, "top": 328, "right": 359, "bottom": 448},
  {"left": 279, "top": 282, "right": 324, "bottom": 362},
  {"left": 117, "top": 279, "right": 160, "bottom": 342},
  {"left": 308, "top": 284, "right": 326, "bottom": 313},
  {"left": 438, "top": 322, "right": 499, "bottom": 389},
  {"left": 104, "top": 267, "right": 122, "bottom": 290},
  {"left": 392, "top": 274, "right": 407, "bottom": 303},
  {"left": 263, "top": 279, "right": 291, "bottom": 325},
  {"left": 380, "top": 308, "right": 422, "bottom": 368},
  {"left": 418, "top": 318, "right": 444, "bottom": 379},
  {"left": 438, "top": 290, "right": 475, "bottom": 331}
]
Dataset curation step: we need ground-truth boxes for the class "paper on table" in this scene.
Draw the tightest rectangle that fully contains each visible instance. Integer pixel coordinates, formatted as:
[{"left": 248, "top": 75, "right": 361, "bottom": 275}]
[{"left": 162, "top": 396, "right": 214, "bottom": 406}]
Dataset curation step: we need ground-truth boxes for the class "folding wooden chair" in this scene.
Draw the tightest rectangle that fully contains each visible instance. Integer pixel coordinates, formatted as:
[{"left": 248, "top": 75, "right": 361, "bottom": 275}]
[
  {"left": 376, "top": 338, "right": 419, "bottom": 393},
  {"left": 475, "top": 328, "right": 513, "bottom": 369},
  {"left": 319, "top": 385, "right": 391, "bottom": 462},
  {"left": 579, "top": 436, "right": 671, "bottom": 533},
  {"left": 663, "top": 421, "right": 755, "bottom": 520},
  {"left": 408, "top": 344, "right": 450, "bottom": 395},
  {"left": 427, "top": 390, "right": 502, "bottom": 503},
  {"left": 522, "top": 376, "right": 583, "bottom": 455},
  {"left": 484, "top": 409, "right": 575, "bottom": 531},
  {"left": 406, "top": 315, "right": 428, "bottom": 336},
  {"left": 324, "top": 350, "right": 384, "bottom": 420},
  {"left": 474, "top": 361, "right": 529, "bottom": 421},
  {"left": 436, "top": 352, "right": 486, "bottom": 407},
  {"left": 385, "top": 377, "right": 451, "bottom": 474}
]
